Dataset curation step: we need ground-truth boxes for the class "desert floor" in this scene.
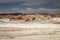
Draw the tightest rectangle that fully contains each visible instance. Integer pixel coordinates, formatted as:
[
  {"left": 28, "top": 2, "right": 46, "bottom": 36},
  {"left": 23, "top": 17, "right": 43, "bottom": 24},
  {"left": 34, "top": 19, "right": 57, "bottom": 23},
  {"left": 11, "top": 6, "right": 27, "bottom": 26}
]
[{"left": 0, "top": 27, "right": 60, "bottom": 40}]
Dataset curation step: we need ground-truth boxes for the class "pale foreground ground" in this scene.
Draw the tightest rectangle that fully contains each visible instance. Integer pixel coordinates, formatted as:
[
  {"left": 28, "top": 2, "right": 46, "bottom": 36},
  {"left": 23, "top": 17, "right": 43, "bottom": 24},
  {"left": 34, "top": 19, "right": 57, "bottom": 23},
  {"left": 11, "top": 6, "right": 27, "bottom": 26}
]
[{"left": 0, "top": 24, "right": 60, "bottom": 40}]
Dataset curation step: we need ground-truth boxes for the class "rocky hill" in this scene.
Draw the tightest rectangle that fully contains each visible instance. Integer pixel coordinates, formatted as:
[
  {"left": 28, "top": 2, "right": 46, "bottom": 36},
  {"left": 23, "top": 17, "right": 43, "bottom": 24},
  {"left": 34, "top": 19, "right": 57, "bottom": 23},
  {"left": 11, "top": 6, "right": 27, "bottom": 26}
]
[{"left": 0, "top": 13, "right": 60, "bottom": 24}]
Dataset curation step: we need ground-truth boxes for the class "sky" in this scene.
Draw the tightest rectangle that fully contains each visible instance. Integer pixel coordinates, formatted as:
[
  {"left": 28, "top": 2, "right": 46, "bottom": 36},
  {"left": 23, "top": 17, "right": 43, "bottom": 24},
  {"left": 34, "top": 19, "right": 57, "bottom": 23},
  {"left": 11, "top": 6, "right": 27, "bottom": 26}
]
[{"left": 0, "top": 0, "right": 60, "bottom": 14}]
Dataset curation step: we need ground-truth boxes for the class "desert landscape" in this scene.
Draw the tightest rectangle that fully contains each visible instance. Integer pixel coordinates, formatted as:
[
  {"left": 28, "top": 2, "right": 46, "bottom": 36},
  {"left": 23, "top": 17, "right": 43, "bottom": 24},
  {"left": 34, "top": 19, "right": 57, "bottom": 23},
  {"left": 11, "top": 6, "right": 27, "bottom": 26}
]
[
  {"left": 0, "top": 13, "right": 60, "bottom": 40},
  {"left": 0, "top": 13, "right": 60, "bottom": 24},
  {"left": 0, "top": 0, "right": 60, "bottom": 40},
  {"left": 0, "top": 27, "right": 60, "bottom": 40}
]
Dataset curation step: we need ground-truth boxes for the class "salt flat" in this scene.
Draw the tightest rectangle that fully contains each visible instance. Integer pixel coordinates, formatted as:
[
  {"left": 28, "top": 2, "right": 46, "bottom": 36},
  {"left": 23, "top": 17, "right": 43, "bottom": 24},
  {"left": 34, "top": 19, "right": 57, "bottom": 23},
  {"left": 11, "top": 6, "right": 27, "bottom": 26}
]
[
  {"left": 0, "top": 27, "right": 60, "bottom": 40},
  {"left": 0, "top": 23, "right": 60, "bottom": 28},
  {"left": 0, "top": 23, "right": 60, "bottom": 40}
]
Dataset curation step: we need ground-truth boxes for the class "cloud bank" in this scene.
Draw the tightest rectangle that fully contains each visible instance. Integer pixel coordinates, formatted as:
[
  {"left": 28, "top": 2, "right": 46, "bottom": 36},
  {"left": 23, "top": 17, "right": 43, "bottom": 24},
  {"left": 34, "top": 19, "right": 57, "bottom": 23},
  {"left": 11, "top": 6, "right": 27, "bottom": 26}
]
[
  {"left": 25, "top": 8, "right": 60, "bottom": 14},
  {"left": 0, "top": 0, "right": 60, "bottom": 14},
  {"left": 0, "top": 8, "right": 60, "bottom": 14},
  {"left": 0, "top": 0, "right": 60, "bottom": 6}
]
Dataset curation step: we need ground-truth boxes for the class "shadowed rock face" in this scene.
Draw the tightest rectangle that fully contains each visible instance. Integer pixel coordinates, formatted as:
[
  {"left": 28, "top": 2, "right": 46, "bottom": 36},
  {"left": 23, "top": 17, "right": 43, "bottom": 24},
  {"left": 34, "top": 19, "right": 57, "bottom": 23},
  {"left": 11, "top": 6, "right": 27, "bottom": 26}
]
[{"left": 0, "top": 13, "right": 60, "bottom": 24}]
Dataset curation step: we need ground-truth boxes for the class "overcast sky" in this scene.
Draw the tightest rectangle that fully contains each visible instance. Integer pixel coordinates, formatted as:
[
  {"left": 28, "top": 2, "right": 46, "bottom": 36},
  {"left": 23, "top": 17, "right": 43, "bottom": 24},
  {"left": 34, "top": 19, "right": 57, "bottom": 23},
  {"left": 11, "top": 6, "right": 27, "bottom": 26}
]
[{"left": 0, "top": 0, "right": 60, "bottom": 14}]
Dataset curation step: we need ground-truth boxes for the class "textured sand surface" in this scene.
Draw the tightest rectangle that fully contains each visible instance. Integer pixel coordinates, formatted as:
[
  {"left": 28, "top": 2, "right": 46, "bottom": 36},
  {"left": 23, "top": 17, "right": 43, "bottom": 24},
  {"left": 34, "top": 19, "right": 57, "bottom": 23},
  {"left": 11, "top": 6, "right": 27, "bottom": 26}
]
[{"left": 0, "top": 27, "right": 60, "bottom": 40}]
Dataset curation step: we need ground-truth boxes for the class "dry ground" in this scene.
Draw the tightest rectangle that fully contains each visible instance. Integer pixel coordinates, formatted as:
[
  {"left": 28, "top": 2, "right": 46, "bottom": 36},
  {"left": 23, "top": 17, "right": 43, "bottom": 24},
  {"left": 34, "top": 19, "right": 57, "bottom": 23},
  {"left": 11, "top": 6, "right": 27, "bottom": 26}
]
[{"left": 0, "top": 27, "right": 60, "bottom": 40}]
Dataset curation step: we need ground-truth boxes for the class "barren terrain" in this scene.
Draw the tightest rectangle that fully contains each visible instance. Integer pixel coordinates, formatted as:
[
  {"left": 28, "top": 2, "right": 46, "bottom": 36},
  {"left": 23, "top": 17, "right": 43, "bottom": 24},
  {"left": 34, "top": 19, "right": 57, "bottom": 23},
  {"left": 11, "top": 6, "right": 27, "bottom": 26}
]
[
  {"left": 0, "top": 13, "right": 60, "bottom": 40},
  {"left": 0, "top": 13, "right": 60, "bottom": 24},
  {"left": 0, "top": 27, "right": 60, "bottom": 40}
]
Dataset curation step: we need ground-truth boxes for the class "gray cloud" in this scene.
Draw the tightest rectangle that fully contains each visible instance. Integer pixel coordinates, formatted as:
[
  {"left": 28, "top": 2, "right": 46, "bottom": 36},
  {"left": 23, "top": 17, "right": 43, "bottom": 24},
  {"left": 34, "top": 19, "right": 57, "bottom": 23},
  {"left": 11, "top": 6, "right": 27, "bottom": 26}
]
[
  {"left": 24, "top": 8, "right": 60, "bottom": 14},
  {"left": 0, "top": 0, "right": 23, "bottom": 3},
  {"left": 52, "top": 0, "right": 60, "bottom": 6},
  {"left": 0, "top": 8, "right": 60, "bottom": 14},
  {"left": 0, "top": 8, "right": 20, "bottom": 13},
  {"left": 22, "top": 0, "right": 51, "bottom": 6},
  {"left": 0, "top": 0, "right": 60, "bottom": 6},
  {"left": 20, "top": 0, "right": 60, "bottom": 7},
  {"left": 0, "top": 0, "right": 60, "bottom": 14}
]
